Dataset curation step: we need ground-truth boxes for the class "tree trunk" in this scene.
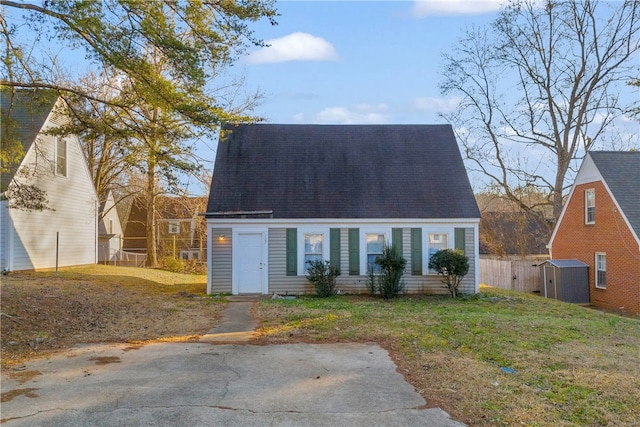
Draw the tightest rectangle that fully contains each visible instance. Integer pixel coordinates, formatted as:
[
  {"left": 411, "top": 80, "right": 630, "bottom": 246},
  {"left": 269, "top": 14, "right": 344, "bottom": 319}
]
[
  {"left": 552, "top": 154, "right": 571, "bottom": 225},
  {"left": 145, "top": 164, "right": 158, "bottom": 267}
]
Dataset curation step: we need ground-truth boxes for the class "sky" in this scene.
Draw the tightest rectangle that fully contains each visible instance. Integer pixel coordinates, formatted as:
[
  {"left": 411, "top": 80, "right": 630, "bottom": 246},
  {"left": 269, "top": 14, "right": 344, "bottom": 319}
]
[
  {"left": 234, "top": 0, "right": 502, "bottom": 125},
  {"left": 4, "top": 0, "right": 637, "bottom": 195}
]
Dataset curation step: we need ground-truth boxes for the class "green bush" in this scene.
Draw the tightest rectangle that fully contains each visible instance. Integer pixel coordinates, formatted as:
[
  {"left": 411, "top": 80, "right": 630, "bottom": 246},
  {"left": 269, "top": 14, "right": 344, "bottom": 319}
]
[
  {"left": 305, "top": 259, "right": 340, "bottom": 297},
  {"left": 161, "top": 256, "right": 186, "bottom": 273},
  {"left": 428, "top": 249, "right": 469, "bottom": 298},
  {"left": 367, "top": 243, "right": 407, "bottom": 300}
]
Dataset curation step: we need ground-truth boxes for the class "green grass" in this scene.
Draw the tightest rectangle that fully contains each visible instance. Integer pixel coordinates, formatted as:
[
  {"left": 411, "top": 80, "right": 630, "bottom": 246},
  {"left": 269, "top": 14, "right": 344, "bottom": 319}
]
[{"left": 254, "top": 288, "right": 640, "bottom": 426}]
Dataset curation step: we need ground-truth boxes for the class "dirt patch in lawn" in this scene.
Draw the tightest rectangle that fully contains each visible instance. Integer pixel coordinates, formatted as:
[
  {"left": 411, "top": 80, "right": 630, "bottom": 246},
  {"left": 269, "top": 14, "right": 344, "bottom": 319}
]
[{"left": 1, "top": 266, "right": 224, "bottom": 369}]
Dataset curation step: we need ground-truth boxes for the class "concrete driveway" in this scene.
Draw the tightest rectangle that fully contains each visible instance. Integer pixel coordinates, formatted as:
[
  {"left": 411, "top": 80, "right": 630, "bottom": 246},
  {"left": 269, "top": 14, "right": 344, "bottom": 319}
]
[
  {"left": 1, "top": 342, "right": 466, "bottom": 426},
  {"left": 1, "top": 301, "right": 466, "bottom": 426}
]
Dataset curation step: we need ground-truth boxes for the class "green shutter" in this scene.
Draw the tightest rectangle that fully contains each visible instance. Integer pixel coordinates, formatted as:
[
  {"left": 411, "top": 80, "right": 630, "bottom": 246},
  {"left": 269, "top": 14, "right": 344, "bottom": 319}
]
[
  {"left": 286, "top": 228, "right": 297, "bottom": 276},
  {"left": 411, "top": 228, "right": 422, "bottom": 275},
  {"left": 392, "top": 228, "right": 403, "bottom": 256},
  {"left": 348, "top": 228, "right": 359, "bottom": 275},
  {"left": 455, "top": 228, "right": 466, "bottom": 254},
  {"left": 330, "top": 228, "right": 341, "bottom": 273}
]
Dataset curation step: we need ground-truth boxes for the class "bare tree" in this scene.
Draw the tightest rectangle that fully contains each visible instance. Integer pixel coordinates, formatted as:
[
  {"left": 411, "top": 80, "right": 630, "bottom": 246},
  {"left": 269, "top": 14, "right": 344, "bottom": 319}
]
[{"left": 440, "top": 0, "right": 639, "bottom": 223}]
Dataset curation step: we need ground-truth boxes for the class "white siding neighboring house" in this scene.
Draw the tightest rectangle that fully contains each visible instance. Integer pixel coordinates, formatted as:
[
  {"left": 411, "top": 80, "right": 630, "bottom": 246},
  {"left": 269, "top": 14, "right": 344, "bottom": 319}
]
[
  {"left": 98, "top": 191, "right": 124, "bottom": 263},
  {"left": 1, "top": 89, "right": 98, "bottom": 271},
  {"left": 206, "top": 124, "right": 481, "bottom": 295}
]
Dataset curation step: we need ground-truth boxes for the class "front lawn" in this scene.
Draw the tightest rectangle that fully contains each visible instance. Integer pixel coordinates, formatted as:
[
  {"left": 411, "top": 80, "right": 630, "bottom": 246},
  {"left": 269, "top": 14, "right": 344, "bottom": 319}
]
[
  {"left": 1, "top": 265, "right": 224, "bottom": 367},
  {"left": 252, "top": 288, "right": 640, "bottom": 426}
]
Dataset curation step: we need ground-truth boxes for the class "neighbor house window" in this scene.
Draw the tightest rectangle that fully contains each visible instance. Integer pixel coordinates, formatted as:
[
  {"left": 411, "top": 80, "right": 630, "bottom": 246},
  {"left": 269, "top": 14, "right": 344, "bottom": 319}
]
[
  {"left": 179, "top": 250, "right": 200, "bottom": 261},
  {"left": 108, "top": 219, "right": 114, "bottom": 234},
  {"left": 304, "top": 233, "right": 324, "bottom": 270},
  {"left": 366, "top": 233, "right": 385, "bottom": 274},
  {"left": 595, "top": 253, "right": 606, "bottom": 289},
  {"left": 585, "top": 189, "right": 595, "bottom": 224},
  {"left": 428, "top": 232, "right": 449, "bottom": 274},
  {"left": 168, "top": 221, "right": 180, "bottom": 234},
  {"left": 56, "top": 137, "right": 67, "bottom": 177}
]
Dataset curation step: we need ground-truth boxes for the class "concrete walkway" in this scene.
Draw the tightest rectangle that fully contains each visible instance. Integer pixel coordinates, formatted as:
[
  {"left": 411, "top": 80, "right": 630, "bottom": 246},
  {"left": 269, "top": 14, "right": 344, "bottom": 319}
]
[
  {"left": 1, "top": 298, "right": 466, "bottom": 427},
  {"left": 200, "top": 299, "right": 257, "bottom": 343}
]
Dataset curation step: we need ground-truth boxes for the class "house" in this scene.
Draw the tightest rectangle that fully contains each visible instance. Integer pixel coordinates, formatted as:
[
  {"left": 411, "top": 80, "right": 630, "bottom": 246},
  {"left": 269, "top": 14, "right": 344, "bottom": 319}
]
[
  {"left": 205, "top": 124, "right": 481, "bottom": 295},
  {"left": 479, "top": 211, "right": 551, "bottom": 257},
  {"left": 475, "top": 193, "right": 552, "bottom": 258},
  {"left": 548, "top": 151, "right": 640, "bottom": 314},
  {"left": 122, "top": 195, "right": 207, "bottom": 261},
  {"left": 97, "top": 190, "right": 124, "bottom": 263},
  {"left": 0, "top": 89, "right": 98, "bottom": 271}
]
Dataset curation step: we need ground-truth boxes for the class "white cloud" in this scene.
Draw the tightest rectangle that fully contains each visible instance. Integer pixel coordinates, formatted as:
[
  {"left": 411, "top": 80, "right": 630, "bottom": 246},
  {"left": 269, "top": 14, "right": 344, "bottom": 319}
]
[
  {"left": 247, "top": 32, "right": 338, "bottom": 64},
  {"left": 411, "top": 0, "right": 503, "bottom": 17},
  {"left": 413, "top": 96, "right": 460, "bottom": 113},
  {"left": 314, "top": 103, "right": 391, "bottom": 124}
]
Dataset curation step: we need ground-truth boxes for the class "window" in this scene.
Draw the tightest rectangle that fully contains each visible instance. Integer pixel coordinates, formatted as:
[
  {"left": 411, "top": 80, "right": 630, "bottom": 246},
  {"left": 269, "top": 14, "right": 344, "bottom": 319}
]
[
  {"left": 427, "top": 232, "right": 449, "bottom": 274},
  {"left": 595, "top": 253, "right": 606, "bottom": 289},
  {"left": 179, "top": 250, "right": 200, "bottom": 261},
  {"left": 295, "top": 228, "right": 330, "bottom": 275},
  {"left": 585, "top": 189, "right": 595, "bottom": 224},
  {"left": 168, "top": 221, "right": 180, "bottom": 234},
  {"left": 366, "top": 233, "right": 385, "bottom": 274},
  {"left": 108, "top": 219, "right": 114, "bottom": 234},
  {"left": 56, "top": 137, "right": 67, "bottom": 177},
  {"left": 304, "top": 233, "right": 323, "bottom": 270}
]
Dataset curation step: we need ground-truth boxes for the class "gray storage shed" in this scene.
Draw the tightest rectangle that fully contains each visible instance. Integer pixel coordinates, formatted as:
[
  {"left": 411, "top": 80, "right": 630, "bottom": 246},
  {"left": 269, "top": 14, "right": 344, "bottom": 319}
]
[{"left": 541, "top": 260, "right": 589, "bottom": 303}]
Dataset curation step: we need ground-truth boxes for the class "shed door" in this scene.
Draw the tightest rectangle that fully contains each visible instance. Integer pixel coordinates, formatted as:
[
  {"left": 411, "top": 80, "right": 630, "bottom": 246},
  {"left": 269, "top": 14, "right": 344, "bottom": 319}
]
[
  {"left": 543, "top": 266, "right": 557, "bottom": 300},
  {"left": 236, "top": 232, "right": 266, "bottom": 294}
]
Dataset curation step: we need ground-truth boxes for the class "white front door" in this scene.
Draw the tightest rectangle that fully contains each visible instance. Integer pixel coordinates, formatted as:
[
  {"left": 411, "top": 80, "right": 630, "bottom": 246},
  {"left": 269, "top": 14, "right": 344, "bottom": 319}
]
[{"left": 235, "top": 232, "right": 266, "bottom": 294}]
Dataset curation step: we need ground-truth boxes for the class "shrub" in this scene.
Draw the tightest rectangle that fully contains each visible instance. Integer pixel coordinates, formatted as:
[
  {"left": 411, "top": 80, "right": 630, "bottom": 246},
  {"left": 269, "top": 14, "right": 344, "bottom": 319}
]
[
  {"left": 428, "top": 249, "right": 469, "bottom": 298},
  {"left": 368, "top": 243, "right": 407, "bottom": 300},
  {"left": 161, "top": 256, "right": 186, "bottom": 273},
  {"left": 305, "top": 259, "right": 340, "bottom": 297},
  {"left": 366, "top": 268, "right": 377, "bottom": 296}
]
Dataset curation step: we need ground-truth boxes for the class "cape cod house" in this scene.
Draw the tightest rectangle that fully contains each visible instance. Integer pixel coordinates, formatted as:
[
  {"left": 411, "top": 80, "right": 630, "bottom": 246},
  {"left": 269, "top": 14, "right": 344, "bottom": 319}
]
[
  {"left": 1, "top": 89, "right": 98, "bottom": 271},
  {"left": 548, "top": 151, "right": 640, "bottom": 315},
  {"left": 205, "top": 124, "right": 481, "bottom": 295}
]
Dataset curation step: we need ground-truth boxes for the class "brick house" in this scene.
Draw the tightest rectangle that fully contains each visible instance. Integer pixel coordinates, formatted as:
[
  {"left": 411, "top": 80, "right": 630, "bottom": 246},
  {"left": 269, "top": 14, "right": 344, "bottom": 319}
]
[
  {"left": 122, "top": 196, "right": 207, "bottom": 261},
  {"left": 548, "top": 151, "right": 640, "bottom": 315}
]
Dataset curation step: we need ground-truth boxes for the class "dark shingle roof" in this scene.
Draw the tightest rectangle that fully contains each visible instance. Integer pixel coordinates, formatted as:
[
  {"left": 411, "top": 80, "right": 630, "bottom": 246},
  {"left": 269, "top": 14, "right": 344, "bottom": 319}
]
[
  {"left": 589, "top": 151, "right": 640, "bottom": 238},
  {"left": 1, "top": 89, "right": 59, "bottom": 191},
  {"left": 207, "top": 124, "right": 480, "bottom": 219}
]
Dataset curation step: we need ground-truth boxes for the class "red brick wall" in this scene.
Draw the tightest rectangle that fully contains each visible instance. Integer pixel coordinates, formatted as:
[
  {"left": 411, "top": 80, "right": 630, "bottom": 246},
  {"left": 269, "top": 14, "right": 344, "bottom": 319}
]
[{"left": 551, "top": 181, "right": 640, "bottom": 314}]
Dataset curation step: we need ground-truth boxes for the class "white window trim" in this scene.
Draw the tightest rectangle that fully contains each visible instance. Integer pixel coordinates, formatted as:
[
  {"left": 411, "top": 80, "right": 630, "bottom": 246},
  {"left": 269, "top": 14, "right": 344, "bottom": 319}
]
[
  {"left": 422, "top": 227, "right": 454, "bottom": 275},
  {"left": 595, "top": 252, "right": 606, "bottom": 289},
  {"left": 585, "top": 188, "right": 595, "bottom": 225},
  {"left": 168, "top": 220, "right": 180, "bottom": 234},
  {"left": 297, "top": 227, "right": 330, "bottom": 275},
  {"left": 359, "top": 227, "right": 392, "bottom": 275},
  {"left": 179, "top": 250, "right": 200, "bottom": 260},
  {"left": 55, "top": 137, "right": 68, "bottom": 177}
]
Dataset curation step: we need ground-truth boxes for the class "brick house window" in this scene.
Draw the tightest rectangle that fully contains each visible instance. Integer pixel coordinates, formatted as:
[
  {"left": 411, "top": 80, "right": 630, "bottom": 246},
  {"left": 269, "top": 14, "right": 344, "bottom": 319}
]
[
  {"left": 595, "top": 252, "right": 606, "bottom": 289},
  {"left": 168, "top": 221, "right": 180, "bottom": 234},
  {"left": 585, "top": 189, "right": 595, "bottom": 224}
]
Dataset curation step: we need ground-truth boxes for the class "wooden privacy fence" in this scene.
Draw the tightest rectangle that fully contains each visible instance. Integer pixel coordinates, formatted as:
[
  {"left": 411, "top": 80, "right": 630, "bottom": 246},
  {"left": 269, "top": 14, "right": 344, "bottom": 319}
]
[{"left": 480, "top": 258, "right": 545, "bottom": 294}]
